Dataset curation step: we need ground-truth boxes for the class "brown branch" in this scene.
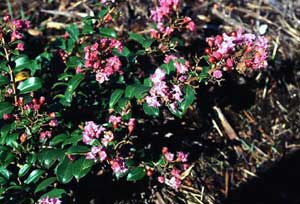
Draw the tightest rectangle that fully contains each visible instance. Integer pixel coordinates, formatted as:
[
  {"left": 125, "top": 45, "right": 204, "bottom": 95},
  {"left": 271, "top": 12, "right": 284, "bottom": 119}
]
[{"left": 1, "top": 37, "right": 17, "bottom": 104}]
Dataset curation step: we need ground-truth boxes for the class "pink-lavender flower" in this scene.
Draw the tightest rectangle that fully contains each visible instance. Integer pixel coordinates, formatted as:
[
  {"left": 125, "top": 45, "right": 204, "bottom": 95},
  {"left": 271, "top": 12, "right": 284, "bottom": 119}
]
[
  {"left": 38, "top": 196, "right": 61, "bottom": 204},
  {"left": 101, "top": 132, "right": 114, "bottom": 146},
  {"left": 213, "top": 70, "right": 223, "bottom": 79},
  {"left": 40, "top": 131, "right": 52, "bottom": 140},
  {"left": 16, "top": 43, "right": 24, "bottom": 51},
  {"left": 168, "top": 176, "right": 181, "bottom": 189},
  {"left": 83, "top": 121, "right": 105, "bottom": 144},
  {"left": 150, "top": 68, "right": 166, "bottom": 84},
  {"left": 110, "top": 158, "right": 128, "bottom": 174},
  {"left": 158, "top": 176, "right": 165, "bottom": 183},
  {"left": 164, "top": 152, "right": 174, "bottom": 162},
  {"left": 177, "top": 151, "right": 188, "bottom": 162}
]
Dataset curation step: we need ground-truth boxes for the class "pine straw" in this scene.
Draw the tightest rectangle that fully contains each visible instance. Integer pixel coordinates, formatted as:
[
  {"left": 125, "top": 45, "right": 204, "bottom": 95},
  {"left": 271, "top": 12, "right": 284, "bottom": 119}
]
[{"left": 208, "top": 0, "right": 300, "bottom": 61}]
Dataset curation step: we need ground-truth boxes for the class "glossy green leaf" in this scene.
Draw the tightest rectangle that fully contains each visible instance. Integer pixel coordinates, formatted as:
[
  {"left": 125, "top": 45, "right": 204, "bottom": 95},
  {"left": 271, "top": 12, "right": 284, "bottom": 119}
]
[
  {"left": 38, "top": 149, "right": 65, "bottom": 168},
  {"left": 66, "top": 24, "right": 80, "bottom": 41},
  {"left": 0, "top": 76, "right": 9, "bottom": 87},
  {"left": 125, "top": 84, "right": 150, "bottom": 99},
  {"left": 34, "top": 177, "right": 57, "bottom": 194},
  {"left": 180, "top": 85, "right": 195, "bottom": 112},
  {"left": 18, "top": 164, "right": 31, "bottom": 177},
  {"left": 129, "top": 32, "right": 154, "bottom": 48},
  {"left": 143, "top": 102, "right": 159, "bottom": 117},
  {"left": 50, "top": 134, "right": 67, "bottom": 146},
  {"left": 66, "top": 56, "right": 82, "bottom": 68},
  {"left": 17, "top": 77, "right": 42, "bottom": 94},
  {"left": 99, "top": 28, "right": 117, "bottom": 38},
  {"left": 41, "top": 188, "right": 66, "bottom": 199},
  {"left": 0, "top": 167, "right": 9, "bottom": 180},
  {"left": 60, "top": 74, "right": 84, "bottom": 106},
  {"left": 14, "top": 56, "right": 41, "bottom": 74},
  {"left": 56, "top": 157, "right": 74, "bottom": 184},
  {"left": 109, "top": 89, "right": 124, "bottom": 109},
  {"left": 24, "top": 169, "right": 45, "bottom": 184},
  {"left": 161, "top": 61, "right": 176, "bottom": 74},
  {"left": 0, "top": 102, "right": 14, "bottom": 118},
  {"left": 126, "top": 167, "right": 146, "bottom": 181},
  {"left": 66, "top": 146, "right": 89, "bottom": 154},
  {"left": 72, "top": 157, "right": 94, "bottom": 180}
]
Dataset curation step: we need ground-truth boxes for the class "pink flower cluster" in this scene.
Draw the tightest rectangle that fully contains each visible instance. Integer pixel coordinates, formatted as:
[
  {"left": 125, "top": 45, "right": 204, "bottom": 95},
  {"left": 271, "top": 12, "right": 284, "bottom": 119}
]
[
  {"left": 150, "top": 0, "right": 180, "bottom": 23},
  {"left": 1, "top": 16, "right": 29, "bottom": 50},
  {"left": 110, "top": 158, "right": 128, "bottom": 174},
  {"left": 149, "top": 0, "right": 195, "bottom": 39},
  {"left": 40, "top": 131, "right": 52, "bottom": 140},
  {"left": 205, "top": 29, "right": 268, "bottom": 79},
  {"left": 145, "top": 55, "right": 191, "bottom": 112},
  {"left": 82, "top": 121, "right": 106, "bottom": 144},
  {"left": 84, "top": 38, "right": 123, "bottom": 84},
  {"left": 86, "top": 146, "right": 107, "bottom": 161},
  {"left": 38, "top": 196, "right": 61, "bottom": 204},
  {"left": 157, "top": 148, "right": 189, "bottom": 189},
  {"left": 82, "top": 119, "right": 131, "bottom": 175},
  {"left": 11, "top": 18, "right": 30, "bottom": 42}
]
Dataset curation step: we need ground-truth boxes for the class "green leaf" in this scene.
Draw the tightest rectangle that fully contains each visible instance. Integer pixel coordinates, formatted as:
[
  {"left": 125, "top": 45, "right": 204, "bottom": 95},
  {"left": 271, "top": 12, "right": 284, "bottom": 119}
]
[
  {"left": 56, "top": 157, "right": 74, "bottom": 184},
  {"left": 113, "top": 46, "right": 131, "bottom": 58},
  {"left": 117, "top": 98, "right": 129, "bottom": 110},
  {"left": 126, "top": 167, "right": 146, "bottom": 181},
  {"left": 18, "top": 164, "right": 31, "bottom": 177},
  {"left": 129, "top": 32, "right": 145, "bottom": 43},
  {"left": 5, "top": 133, "right": 19, "bottom": 148},
  {"left": 38, "top": 149, "right": 65, "bottom": 168},
  {"left": 72, "top": 157, "right": 94, "bottom": 180},
  {"left": 143, "top": 102, "right": 159, "bottom": 117},
  {"left": 156, "top": 156, "right": 167, "bottom": 166},
  {"left": 66, "top": 24, "right": 80, "bottom": 41},
  {"left": 0, "top": 76, "right": 9, "bottom": 87},
  {"left": 66, "top": 146, "right": 89, "bottom": 154},
  {"left": 180, "top": 85, "right": 195, "bottom": 112},
  {"left": 24, "top": 169, "right": 45, "bottom": 184},
  {"left": 82, "top": 19, "right": 94, "bottom": 35},
  {"left": 0, "top": 62, "right": 9, "bottom": 72},
  {"left": 109, "top": 89, "right": 124, "bottom": 109},
  {"left": 161, "top": 61, "right": 176, "bottom": 74},
  {"left": 0, "top": 167, "right": 9, "bottom": 180},
  {"left": 99, "top": 28, "right": 117, "bottom": 38},
  {"left": 125, "top": 85, "right": 150, "bottom": 99},
  {"left": 41, "top": 188, "right": 66, "bottom": 199},
  {"left": 129, "top": 32, "right": 154, "bottom": 48},
  {"left": 0, "top": 152, "right": 15, "bottom": 167},
  {"left": 34, "top": 177, "right": 57, "bottom": 194},
  {"left": 17, "top": 77, "right": 42, "bottom": 94},
  {"left": 14, "top": 56, "right": 41, "bottom": 75},
  {"left": 50, "top": 134, "right": 67, "bottom": 146},
  {"left": 66, "top": 56, "right": 82, "bottom": 68},
  {"left": 0, "top": 102, "right": 14, "bottom": 119},
  {"left": 135, "top": 86, "right": 150, "bottom": 99},
  {"left": 61, "top": 131, "right": 82, "bottom": 147},
  {"left": 60, "top": 74, "right": 84, "bottom": 106},
  {"left": 199, "top": 66, "right": 210, "bottom": 82}
]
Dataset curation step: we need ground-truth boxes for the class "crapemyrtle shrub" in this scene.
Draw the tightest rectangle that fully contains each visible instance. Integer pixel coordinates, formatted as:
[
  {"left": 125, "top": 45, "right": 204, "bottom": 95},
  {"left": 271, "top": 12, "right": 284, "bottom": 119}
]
[{"left": 0, "top": 0, "right": 268, "bottom": 203}]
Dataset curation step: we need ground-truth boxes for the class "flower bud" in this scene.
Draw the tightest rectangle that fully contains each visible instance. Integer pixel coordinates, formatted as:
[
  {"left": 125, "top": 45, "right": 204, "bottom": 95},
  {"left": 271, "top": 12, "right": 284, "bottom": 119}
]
[
  {"left": 208, "top": 56, "right": 216, "bottom": 64},
  {"left": 162, "top": 147, "right": 168, "bottom": 154},
  {"left": 18, "top": 97, "right": 24, "bottom": 105},
  {"left": 204, "top": 48, "right": 211, "bottom": 55},
  {"left": 39, "top": 96, "right": 45, "bottom": 104},
  {"left": 147, "top": 169, "right": 153, "bottom": 177},
  {"left": 49, "top": 112, "right": 56, "bottom": 118},
  {"left": 20, "top": 133, "right": 27, "bottom": 144},
  {"left": 3, "top": 15, "right": 10, "bottom": 23}
]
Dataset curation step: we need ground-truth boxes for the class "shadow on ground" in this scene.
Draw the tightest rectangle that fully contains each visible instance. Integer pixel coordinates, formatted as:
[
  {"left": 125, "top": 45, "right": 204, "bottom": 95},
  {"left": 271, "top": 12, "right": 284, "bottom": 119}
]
[{"left": 224, "top": 150, "right": 300, "bottom": 204}]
